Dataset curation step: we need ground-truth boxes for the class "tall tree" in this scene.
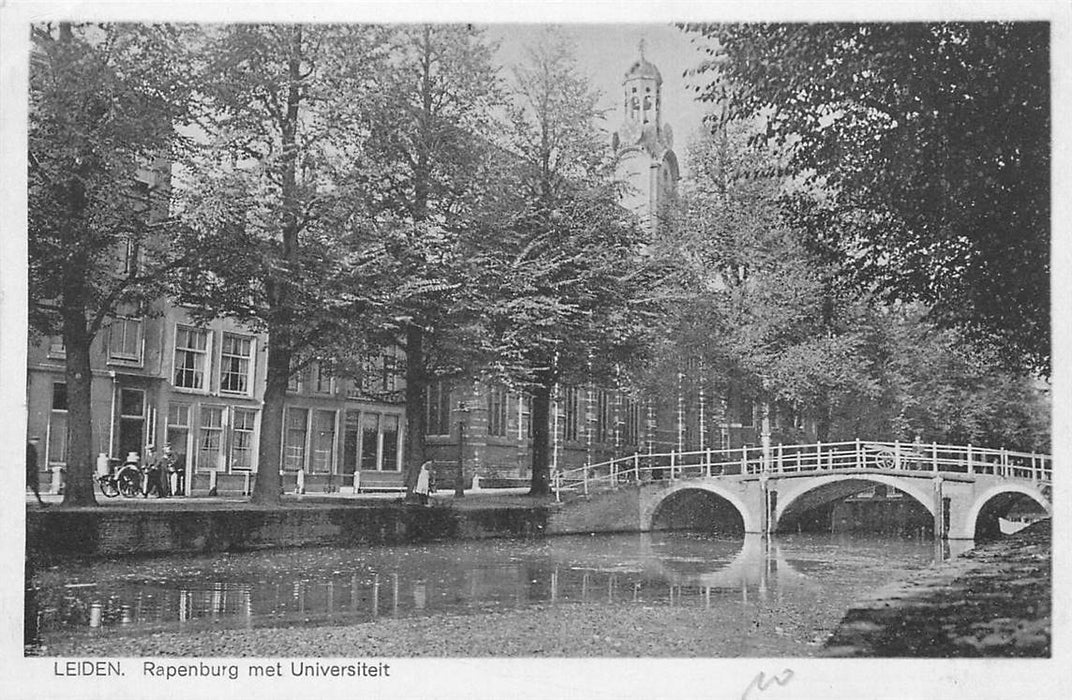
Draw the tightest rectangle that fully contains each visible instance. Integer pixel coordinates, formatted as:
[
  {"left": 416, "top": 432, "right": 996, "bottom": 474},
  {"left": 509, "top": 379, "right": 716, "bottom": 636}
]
[
  {"left": 479, "top": 29, "right": 658, "bottom": 494},
  {"left": 683, "top": 22, "right": 1050, "bottom": 374},
  {"left": 660, "top": 126, "right": 1049, "bottom": 451},
  {"left": 172, "top": 25, "right": 394, "bottom": 505},
  {"left": 838, "top": 305, "right": 1051, "bottom": 451},
  {"left": 652, "top": 124, "right": 874, "bottom": 442},
  {"left": 28, "top": 22, "right": 193, "bottom": 506},
  {"left": 357, "top": 24, "right": 502, "bottom": 497}
]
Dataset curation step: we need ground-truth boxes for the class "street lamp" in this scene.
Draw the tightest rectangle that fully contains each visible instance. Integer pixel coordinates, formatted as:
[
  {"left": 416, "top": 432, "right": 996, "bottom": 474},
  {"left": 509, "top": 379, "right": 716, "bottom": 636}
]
[{"left": 455, "top": 401, "right": 470, "bottom": 498}]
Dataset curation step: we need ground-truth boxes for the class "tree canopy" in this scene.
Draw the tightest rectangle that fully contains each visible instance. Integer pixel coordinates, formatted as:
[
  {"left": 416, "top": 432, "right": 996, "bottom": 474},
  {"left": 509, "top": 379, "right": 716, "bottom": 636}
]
[
  {"left": 171, "top": 24, "right": 398, "bottom": 503},
  {"left": 355, "top": 24, "right": 504, "bottom": 495},
  {"left": 28, "top": 22, "right": 195, "bottom": 505},
  {"left": 683, "top": 22, "right": 1050, "bottom": 375},
  {"left": 474, "top": 28, "right": 662, "bottom": 493},
  {"left": 653, "top": 121, "right": 1049, "bottom": 451}
]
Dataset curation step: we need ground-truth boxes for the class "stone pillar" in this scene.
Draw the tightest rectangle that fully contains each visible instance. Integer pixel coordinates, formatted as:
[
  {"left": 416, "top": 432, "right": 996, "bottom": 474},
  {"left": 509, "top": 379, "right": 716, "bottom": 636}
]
[
  {"left": 932, "top": 475, "right": 945, "bottom": 540},
  {"left": 758, "top": 475, "right": 770, "bottom": 535}
]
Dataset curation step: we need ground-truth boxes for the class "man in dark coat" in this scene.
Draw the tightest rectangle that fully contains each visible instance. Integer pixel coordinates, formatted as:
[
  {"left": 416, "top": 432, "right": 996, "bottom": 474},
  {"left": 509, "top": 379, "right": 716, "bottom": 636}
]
[{"left": 26, "top": 436, "right": 47, "bottom": 506}]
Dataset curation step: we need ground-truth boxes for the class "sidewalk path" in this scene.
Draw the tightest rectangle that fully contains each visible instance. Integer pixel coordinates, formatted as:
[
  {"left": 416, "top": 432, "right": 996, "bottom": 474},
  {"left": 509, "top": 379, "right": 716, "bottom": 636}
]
[{"left": 26, "top": 487, "right": 550, "bottom": 511}]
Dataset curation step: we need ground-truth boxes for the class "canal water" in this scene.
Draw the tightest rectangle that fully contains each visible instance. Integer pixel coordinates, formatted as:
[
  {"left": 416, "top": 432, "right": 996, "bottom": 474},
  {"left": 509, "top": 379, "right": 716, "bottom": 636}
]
[{"left": 26, "top": 532, "right": 962, "bottom": 656}]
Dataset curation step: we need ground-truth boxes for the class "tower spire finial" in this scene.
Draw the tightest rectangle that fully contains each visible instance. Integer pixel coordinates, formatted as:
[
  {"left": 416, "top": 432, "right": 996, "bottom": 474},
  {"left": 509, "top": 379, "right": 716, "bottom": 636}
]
[{"left": 638, "top": 38, "right": 646, "bottom": 60}]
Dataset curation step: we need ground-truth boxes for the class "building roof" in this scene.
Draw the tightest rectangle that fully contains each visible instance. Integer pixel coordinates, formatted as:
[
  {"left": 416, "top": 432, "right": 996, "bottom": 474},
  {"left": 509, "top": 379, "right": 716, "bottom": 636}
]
[
  {"left": 624, "top": 39, "right": 662, "bottom": 84},
  {"left": 625, "top": 56, "right": 662, "bottom": 84}
]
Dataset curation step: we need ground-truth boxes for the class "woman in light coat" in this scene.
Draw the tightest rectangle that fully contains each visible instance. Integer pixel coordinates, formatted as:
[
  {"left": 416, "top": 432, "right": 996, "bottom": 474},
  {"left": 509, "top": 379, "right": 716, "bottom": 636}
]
[{"left": 415, "top": 461, "right": 433, "bottom": 505}]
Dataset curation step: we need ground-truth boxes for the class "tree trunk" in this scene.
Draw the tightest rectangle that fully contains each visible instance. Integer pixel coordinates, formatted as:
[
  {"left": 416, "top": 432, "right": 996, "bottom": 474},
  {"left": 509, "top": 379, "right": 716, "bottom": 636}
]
[
  {"left": 403, "top": 322, "right": 426, "bottom": 500},
  {"left": 60, "top": 291, "right": 97, "bottom": 507},
  {"left": 251, "top": 26, "right": 302, "bottom": 506},
  {"left": 529, "top": 368, "right": 554, "bottom": 495},
  {"left": 399, "top": 29, "right": 434, "bottom": 499},
  {"left": 251, "top": 336, "right": 289, "bottom": 505},
  {"left": 59, "top": 113, "right": 97, "bottom": 506},
  {"left": 815, "top": 393, "right": 832, "bottom": 443}
]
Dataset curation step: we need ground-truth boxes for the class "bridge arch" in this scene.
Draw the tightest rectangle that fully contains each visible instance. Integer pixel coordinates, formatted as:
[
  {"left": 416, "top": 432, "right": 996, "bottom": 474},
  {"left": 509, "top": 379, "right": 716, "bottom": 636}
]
[
  {"left": 641, "top": 482, "right": 758, "bottom": 533},
  {"left": 960, "top": 482, "right": 1052, "bottom": 538},
  {"left": 774, "top": 473, "right": 936, "bottom": 532}
]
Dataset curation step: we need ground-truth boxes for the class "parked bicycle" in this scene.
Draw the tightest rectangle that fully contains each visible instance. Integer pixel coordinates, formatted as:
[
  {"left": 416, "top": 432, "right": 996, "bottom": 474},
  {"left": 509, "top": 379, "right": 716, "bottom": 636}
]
[{"left": 97, "top": 455, "right": 143, "bottom": 498}]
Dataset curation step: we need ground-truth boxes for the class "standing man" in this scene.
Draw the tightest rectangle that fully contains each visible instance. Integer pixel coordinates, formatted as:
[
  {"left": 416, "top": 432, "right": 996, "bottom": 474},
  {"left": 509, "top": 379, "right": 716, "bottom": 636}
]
[
  {"left": 26, "top": 436, "right": 47, "bottom": 507},
  {"left": 160, "top": 445, "right": 176, "bottom": 497},
  {"left": 142, "top": 446, "right": 163, "bottom": 498}
]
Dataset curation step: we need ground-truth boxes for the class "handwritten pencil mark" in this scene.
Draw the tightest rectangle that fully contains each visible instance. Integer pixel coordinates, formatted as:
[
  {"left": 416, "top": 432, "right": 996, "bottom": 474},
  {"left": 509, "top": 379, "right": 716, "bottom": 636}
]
[{"left": 742, "top": 668, "right": 794, "bottom": 700}]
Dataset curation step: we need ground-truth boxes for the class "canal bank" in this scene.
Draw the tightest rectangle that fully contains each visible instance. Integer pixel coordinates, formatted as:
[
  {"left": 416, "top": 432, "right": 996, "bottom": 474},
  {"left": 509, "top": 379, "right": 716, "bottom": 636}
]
[
  {"left": 25, "top": 492, "right": 556, "bottom": 563},
  {"left": 26, "top": 494, "right": 1052, "bottom": 659},
  {"left": 24, "top": 484, "right": 678, "bottom": 561},
  {"left": 822, "top": 519, "right": 1051, "bottom": 657}
]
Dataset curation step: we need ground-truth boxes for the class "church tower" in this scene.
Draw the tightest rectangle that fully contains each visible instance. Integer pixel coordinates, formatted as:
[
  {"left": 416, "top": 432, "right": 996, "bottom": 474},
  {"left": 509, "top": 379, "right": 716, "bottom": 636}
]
[{"left": 612, "top": 40, "right": 679, "bottom": 235}]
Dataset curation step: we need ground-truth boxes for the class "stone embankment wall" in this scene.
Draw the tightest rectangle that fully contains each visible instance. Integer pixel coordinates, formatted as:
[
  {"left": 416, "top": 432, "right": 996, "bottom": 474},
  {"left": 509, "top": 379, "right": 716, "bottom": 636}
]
[
  {"left": 544, "top": 487, "right": 642, "bottom": 535},
  {"left": 823, "top": 520, "right": 1051, "bottom": 657},
  {"left": 26, "top": 505, "right": 551, "bottom": 562},
  {"left": 27, "top": 488, "right": 659, "bottom": 561}
]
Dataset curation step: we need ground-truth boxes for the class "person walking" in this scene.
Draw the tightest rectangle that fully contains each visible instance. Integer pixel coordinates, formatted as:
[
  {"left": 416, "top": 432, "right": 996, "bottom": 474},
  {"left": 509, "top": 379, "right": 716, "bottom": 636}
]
[
  {"left": 26, "top": 436, "right": 47, "bottom": 506},
  {"left": 415, "top": 461, "right": 433, "bottom": 506}
]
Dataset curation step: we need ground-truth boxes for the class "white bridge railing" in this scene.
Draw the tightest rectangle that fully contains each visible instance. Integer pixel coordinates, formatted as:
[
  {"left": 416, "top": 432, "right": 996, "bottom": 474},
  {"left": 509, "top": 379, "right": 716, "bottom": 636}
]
[{"left": 552, "top": 439, "right": 1052, "bottom": 501}]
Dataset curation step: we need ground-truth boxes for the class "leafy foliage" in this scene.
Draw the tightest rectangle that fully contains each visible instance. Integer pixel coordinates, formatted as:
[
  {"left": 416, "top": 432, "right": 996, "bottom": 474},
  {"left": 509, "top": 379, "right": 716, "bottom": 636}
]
[
  {"left": 472, "top": 28, "right": 664, "bottom": 493},
  {"left": 171, "top": 25, "right": 398, "bottom": 503},
  {"left": 655, "top": 123, "right": 1048, "bottom": 451},
  {"left": 28, "top": 22, "right": 195, "bottom": 505},
  {"left": 354, "top": 24, "right": 504, "bottom": 491},
  {"left": 683, "top": 22, "right": 1050, "bottom": 374}
]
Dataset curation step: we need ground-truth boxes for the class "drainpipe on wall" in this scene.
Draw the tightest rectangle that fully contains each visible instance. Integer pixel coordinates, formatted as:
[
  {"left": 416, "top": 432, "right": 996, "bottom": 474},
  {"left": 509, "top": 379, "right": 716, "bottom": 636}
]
[{"left": 108, "top": 371, "right": 118, "bottom": 458}]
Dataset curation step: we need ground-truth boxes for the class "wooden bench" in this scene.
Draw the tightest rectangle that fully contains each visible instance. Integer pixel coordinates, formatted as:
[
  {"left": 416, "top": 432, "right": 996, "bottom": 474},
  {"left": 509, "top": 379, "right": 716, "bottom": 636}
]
[{"left": 355, "top": 470, "right": 406, "bottom": 493}]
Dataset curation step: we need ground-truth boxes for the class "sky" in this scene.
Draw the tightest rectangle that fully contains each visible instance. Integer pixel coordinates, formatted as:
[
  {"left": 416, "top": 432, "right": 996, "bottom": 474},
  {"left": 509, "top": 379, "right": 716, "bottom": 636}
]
[{"left": 487, "top": 23, "right": 713, "bottom": 179}]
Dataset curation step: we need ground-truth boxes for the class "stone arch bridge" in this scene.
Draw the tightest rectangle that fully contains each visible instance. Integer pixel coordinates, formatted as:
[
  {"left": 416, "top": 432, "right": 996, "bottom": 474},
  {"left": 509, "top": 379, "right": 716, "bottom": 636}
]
[{"left": 550, "top": 440, "right": 1052, "bottom": 540}]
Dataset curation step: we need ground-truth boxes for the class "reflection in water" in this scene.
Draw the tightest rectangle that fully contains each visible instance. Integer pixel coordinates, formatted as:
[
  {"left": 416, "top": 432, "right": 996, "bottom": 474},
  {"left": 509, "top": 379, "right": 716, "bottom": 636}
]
[{"left": 28, "top": 532, "right": 948, "bottom": 651}]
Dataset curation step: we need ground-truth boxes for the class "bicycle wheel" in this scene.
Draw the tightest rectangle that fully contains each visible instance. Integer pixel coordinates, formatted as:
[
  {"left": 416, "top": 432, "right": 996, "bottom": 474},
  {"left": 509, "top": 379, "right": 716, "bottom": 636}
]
[
  {"left": 98, "top": 475, "right": 119, "bottom": 498},
  {"left": 117, "top": 467, "right": 141, "bottom": 498}
]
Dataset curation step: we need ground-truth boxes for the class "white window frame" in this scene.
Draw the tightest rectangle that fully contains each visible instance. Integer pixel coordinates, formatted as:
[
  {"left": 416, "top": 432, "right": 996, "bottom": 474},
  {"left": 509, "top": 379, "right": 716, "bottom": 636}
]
[
  {"left": 46, "top": 381, "right": 68, "bottom": 466},
  {"left": 219, "top": 332, "right": 255, "bottom": 396},
  {"left": 107, "top": 316, "right": 143, "bottom": 366},
  {"left": 283, "top": 406, "right": 309, "bottom": 471},
  {"left": 313, "top": 362, "right": 335, "bottom": 395},
  {"left": 288, "top": 364, "right": 309, "bottom": 394},
  {"left": 380, "top": 413, "right": 402, "bottom": 472},
  {"left": 229, "top": 407, "right": 258, "bottom": 471},
  {"left": 310, "top": 409, "right": 337, "bottom": 473},
  {"left": 174, "top": 325, "right": 211, "bottom": 392},
  {"left": 196, "top": 404, "right": 226, "bottom": 472}
]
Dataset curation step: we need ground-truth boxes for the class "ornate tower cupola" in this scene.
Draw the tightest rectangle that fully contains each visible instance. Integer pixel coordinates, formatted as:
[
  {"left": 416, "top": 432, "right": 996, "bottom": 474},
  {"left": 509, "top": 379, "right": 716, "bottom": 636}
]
[
  {"left": 613, "top": 40, "right": 679, "bottom": 236},
  {"left": 623, "top": 39, "right": 663, "bottom": 140}
]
